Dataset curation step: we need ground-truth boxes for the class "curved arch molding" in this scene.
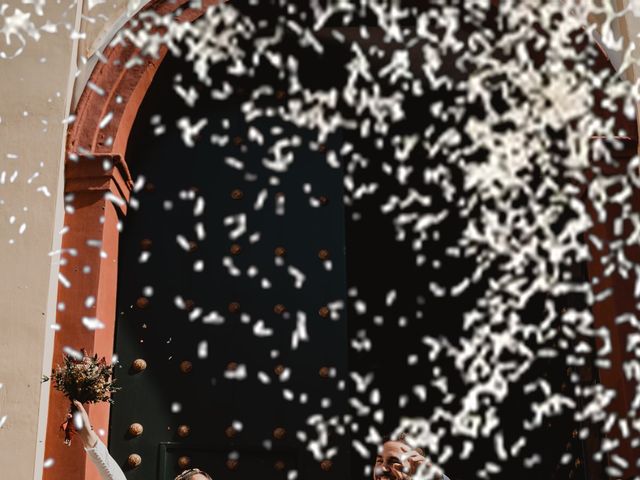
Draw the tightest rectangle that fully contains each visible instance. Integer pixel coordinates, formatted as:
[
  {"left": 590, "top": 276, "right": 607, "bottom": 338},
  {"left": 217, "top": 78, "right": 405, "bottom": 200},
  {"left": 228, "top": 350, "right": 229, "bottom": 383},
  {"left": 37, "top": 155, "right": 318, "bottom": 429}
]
[{"left": 44, "top": 2, "right": 216, "bottom": 479}]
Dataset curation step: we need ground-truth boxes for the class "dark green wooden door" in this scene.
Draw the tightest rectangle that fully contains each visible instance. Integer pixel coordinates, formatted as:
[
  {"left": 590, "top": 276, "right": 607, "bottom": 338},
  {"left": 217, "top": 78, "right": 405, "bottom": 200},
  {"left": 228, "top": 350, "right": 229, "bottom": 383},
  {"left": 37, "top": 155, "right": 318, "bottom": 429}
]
[
  {"left": 107, "top": 7, "right": 604, "bottom": 480},
  {"left": 110, "top": 49, "right": 350, "bottom": 480}
]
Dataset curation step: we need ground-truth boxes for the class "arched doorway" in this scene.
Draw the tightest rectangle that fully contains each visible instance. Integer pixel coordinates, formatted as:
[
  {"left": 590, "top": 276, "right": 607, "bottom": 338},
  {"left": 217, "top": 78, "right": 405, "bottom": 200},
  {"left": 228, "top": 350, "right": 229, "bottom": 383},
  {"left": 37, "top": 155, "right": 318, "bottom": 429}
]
[{"left": 46, "top": 2, "right": 640, "bottom": 479}]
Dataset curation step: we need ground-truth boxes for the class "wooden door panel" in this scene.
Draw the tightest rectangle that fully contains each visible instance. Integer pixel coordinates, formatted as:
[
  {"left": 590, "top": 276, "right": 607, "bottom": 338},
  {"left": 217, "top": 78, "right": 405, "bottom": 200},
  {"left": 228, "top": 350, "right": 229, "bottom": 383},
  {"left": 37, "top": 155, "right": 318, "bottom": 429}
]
[
  {"left": 109, "top": 50, "right": 350, "bottom": 480},
  {"left": 158, "top": 443, "right": 299, "bottom": 480}
]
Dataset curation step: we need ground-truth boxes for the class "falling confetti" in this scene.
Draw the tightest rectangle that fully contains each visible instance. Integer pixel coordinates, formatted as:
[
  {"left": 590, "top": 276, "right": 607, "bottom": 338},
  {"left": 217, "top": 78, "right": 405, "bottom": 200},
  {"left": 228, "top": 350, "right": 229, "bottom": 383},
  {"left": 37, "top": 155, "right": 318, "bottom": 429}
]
[{"left": 6, "top": 0, "right": 640, "bottom": 479}]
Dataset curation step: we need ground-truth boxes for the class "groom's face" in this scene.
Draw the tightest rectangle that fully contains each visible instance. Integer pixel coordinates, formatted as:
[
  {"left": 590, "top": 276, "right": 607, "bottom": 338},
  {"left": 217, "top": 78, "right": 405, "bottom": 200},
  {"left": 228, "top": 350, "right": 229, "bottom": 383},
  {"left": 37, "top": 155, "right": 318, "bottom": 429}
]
[{"left": 372, "top": 441, "right": 412, "bottom": 480}]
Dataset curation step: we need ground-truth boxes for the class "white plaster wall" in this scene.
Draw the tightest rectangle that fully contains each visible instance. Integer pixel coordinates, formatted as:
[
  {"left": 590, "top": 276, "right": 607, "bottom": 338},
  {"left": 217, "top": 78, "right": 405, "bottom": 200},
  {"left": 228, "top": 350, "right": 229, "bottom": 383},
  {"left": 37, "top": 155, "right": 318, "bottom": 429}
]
[
  {"left": 616, "top": 0, "right": 640, "bottom": 138},
  {"left": 0, "top": 0, "right": 137, "bottom": 476},
  {"left": 0, "top": 0, "right": 146, "bottom": 476},
  {"left": 0, "top": 0, "right": 82, "bottom": 476}
]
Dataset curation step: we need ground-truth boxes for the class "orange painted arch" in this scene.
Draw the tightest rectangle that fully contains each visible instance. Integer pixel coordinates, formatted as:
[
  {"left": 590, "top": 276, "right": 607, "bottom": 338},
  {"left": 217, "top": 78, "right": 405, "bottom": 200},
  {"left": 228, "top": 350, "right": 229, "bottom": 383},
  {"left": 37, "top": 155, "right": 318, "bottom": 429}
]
[{"left": 44, "top": 1, "right": 217, "bottom": 479}]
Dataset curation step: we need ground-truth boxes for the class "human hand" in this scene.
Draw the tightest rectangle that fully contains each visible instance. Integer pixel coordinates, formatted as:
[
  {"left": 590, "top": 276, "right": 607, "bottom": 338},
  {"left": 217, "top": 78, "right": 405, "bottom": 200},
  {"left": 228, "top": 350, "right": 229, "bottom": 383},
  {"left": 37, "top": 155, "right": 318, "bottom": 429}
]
[
  {"left": 406, "top": 450, "right": 443, "bottom": 480},
  {"left": 406, "top": 449, "right": 426, "bottom": 476},
  {"left": 71, "top": 400, "right": 98, "bottom": 449}
]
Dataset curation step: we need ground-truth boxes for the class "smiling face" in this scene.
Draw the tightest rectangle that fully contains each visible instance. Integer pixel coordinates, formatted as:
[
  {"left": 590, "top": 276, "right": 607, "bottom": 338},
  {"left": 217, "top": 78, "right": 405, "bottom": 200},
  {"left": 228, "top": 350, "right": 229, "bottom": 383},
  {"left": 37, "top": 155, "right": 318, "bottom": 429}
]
[{"left": 372, "top": 441, "right": 413, "bottom": 480}]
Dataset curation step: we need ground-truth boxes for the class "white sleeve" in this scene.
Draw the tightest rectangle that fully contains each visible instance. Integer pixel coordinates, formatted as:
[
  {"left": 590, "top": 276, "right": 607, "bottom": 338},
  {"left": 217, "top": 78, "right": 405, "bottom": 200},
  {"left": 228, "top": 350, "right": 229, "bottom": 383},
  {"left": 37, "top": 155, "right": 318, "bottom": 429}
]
[{"left": 84, "top": 438, "right": 127, "bottom": 480}]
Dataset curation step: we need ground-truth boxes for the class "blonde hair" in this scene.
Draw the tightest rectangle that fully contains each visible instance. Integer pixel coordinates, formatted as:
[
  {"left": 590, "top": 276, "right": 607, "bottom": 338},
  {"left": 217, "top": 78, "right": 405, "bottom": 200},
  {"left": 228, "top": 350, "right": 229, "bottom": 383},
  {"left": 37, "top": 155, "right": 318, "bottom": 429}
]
[{"left": 174, "top": 468, "right": 213, "bottom": 480}]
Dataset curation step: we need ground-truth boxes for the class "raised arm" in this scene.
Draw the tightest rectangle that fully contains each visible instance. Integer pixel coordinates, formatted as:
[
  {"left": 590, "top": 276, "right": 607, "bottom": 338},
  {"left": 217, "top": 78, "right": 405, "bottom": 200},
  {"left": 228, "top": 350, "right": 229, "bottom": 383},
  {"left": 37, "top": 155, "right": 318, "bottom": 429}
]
[
  {"left": 73, "top": 400, "right": 127, "bottom": 480},
  {"left": 407, "top": 448, "right": 452, "bottom": 480}
]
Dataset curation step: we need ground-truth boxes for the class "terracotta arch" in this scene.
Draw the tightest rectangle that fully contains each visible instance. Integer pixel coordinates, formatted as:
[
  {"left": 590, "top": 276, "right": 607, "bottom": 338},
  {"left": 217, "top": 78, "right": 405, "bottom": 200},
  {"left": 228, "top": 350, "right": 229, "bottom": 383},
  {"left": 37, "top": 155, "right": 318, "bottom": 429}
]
[
  {"left": 583, "top": 29, "right": 640, "bottom": 480},
  {"left": 44, "top": 5, "right": 639, "bottom": 480},
  {"left": 43, "top": 1, "right": 216, "bottom": 479}
]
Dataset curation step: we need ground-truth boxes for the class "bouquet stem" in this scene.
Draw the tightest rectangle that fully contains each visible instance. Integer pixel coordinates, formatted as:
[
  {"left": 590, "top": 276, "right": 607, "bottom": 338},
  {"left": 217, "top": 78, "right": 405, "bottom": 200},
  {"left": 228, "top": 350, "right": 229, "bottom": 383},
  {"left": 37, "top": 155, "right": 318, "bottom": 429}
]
[{"left": 61, "top": 402, "right": 76, "bottom": 446}]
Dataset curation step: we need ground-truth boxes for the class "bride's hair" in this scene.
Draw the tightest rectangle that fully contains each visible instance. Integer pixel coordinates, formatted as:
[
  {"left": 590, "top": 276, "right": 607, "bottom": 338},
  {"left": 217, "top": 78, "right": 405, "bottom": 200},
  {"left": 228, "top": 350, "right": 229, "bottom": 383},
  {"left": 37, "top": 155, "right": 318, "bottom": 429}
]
[{"left": 174, "top": 468, "right": 213, "bottom": 480}]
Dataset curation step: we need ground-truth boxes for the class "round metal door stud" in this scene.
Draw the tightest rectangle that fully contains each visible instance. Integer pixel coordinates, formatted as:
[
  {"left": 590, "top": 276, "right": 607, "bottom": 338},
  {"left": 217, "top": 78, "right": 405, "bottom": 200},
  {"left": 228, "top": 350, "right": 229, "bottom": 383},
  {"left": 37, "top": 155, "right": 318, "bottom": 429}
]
[
  {"left": 135, "top": 297, "right": 149, "bottom": 309},
  {"left": 179, "top": 361, "right": 193, "bottom": 374},
  {"left": 231, "top": 189, "right": 244, "bottom": 200},
  {"left": 131, "top": 359, "right": 147, "bottom": 373},
  {"left": 127, "top": 454, "right": 142, "bottom": 469},
  {"left": 128, "top": 423, "right": 144, "bottom": 437},
  {"left": 183, "top": 299, "right": 195, "bottom": 311}
]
